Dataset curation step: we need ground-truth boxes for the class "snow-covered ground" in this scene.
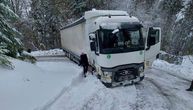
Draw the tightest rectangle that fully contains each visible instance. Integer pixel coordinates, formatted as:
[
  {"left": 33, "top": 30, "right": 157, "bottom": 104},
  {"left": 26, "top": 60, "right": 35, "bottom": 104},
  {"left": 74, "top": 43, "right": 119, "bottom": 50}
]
[
  {"left": 0, "top": 58, "right": 81, "bottom": 110},
  {"left": 0, "top": 54, "right": 193, "bottom": 110},
  {"left": 152, "top": 56, "right": 193, "bottom": 81}
]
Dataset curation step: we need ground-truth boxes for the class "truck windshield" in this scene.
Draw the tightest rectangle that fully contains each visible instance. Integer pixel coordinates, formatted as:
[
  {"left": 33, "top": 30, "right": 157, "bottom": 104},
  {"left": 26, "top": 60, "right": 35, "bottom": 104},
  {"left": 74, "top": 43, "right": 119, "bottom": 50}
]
[{"left": 98, "top": 29, "right": 144, "bottom": 54}]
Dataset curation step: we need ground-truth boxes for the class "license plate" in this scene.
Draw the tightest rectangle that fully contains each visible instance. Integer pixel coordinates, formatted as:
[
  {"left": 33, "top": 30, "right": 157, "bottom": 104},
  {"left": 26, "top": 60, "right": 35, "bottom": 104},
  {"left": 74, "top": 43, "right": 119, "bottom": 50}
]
[
  {"left": 119, "top": 76, "right": 128, "bottom": 81},
  {"left": 127, "top": 75, "right": 134, "bottom": 79}
]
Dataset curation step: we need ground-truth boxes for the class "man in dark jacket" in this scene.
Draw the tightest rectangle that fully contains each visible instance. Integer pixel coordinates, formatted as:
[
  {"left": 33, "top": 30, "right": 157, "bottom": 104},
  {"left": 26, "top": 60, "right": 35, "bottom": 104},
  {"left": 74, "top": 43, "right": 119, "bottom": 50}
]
[
  {"left": 186, "top": 80, "right": 193, "bottom": 91},
  {"left": 79, "top": 53, "right": 89, "bottom": 77}
]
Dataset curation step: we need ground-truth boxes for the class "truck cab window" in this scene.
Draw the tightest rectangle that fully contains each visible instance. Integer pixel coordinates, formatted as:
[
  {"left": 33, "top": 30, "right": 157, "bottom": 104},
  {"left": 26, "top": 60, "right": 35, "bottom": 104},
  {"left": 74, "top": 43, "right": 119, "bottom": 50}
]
[
  {"left": 99, "top": 28, "right": 144, "bottom": 54},
  {"left": 147, "top": 29, "right": 160, "bottom": 46}
]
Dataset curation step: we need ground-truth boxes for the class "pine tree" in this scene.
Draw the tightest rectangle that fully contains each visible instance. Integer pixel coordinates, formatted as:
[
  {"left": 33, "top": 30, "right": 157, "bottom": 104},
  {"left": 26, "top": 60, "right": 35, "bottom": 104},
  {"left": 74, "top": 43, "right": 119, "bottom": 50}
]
[{"left": 0, "top": 0, "right": 22, "bottom": 67}]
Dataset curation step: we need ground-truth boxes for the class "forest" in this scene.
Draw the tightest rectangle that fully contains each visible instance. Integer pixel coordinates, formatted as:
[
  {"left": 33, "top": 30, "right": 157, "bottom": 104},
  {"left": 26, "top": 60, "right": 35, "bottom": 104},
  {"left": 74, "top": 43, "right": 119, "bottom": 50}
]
[{"left": 0, "top": 0, "right": 193, "bottom": 66}]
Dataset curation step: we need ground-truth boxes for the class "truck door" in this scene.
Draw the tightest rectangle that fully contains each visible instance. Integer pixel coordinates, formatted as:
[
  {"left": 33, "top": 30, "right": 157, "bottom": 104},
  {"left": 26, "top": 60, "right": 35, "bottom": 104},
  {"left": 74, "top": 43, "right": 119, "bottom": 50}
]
[{"left": 145, "top": 27, "right": 161, "bottom": 67}]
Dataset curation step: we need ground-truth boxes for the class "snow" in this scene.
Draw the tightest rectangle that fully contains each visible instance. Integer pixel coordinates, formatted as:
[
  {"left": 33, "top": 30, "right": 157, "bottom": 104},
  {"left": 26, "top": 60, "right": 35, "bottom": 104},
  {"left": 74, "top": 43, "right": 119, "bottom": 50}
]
[
  {"left": 0, "top": 58, "right": 81, "bottom": 110},
  {"left": 47, "top": 76, "right": 105, "bottom": 110},
  {"left": 145, "top": 69, "right": 193, "bottom": 110},
  {"left": 0, "top": 57, "right": 138, "bottom": 110},
  {"left": 47, "top": 75, "right": 138, "bottom": 110},
  {"left": 30, "top": 49, "right": 65, "bottom": 56},
  {"left": 0, "top": 58, "right": 137, "bottom": 110},
  {"left": 84, "top": 10, "right": 128, "bottom": 19},
  {"left": 0, "top": 56, "right": 193, "bottom": 110},
  {"left": 152, "top": 57, "right": 193, "bottom": 81},
  {"left": 175, "top": 0, "right": 191, "bottom": 22},
  {"left": 176, "top": 11, "right": 184, "bottom": 22},
  {"left": 182, "top": 56, "right": 193, "bottom": 68}
]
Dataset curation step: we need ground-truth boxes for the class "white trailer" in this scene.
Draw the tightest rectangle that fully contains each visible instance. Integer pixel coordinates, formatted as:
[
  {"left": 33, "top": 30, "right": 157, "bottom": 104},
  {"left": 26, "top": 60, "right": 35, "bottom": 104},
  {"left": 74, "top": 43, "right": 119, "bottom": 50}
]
[{"left": 60, "top": 10, "right": 161, "bottom": 87}]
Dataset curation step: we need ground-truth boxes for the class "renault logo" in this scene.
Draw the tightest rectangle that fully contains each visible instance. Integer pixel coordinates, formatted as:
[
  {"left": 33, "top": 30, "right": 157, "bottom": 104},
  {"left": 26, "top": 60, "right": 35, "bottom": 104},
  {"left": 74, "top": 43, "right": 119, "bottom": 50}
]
[{"left": 120, "top": 70, "right": 131, "bottom": 75}]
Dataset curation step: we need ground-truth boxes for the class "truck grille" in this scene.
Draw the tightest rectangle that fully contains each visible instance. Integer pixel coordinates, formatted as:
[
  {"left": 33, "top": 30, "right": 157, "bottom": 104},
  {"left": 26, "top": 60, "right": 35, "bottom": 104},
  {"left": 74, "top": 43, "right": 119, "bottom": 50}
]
[{"left": 114, "top": 68, "right": 137, "bottom": 82}]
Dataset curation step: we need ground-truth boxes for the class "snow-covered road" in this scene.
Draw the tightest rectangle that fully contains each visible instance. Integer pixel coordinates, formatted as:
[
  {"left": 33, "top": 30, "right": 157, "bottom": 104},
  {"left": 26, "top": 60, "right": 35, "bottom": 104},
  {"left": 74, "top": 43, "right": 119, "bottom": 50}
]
[
  {"left": 143, "top": 69, "right": 193, "bottom": 110},
  {"left": 36, "top": 57, "right": 193, "bottom": 110},
  {"left": 1, "top": 57, "right": 193, "bottom": 110}
]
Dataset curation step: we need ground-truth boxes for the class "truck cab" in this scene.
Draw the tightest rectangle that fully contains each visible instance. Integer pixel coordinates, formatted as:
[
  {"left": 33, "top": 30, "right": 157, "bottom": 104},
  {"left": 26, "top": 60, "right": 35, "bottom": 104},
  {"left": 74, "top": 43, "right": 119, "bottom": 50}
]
[{"left": 85, "top": 10, "right": 161, "bottom": 87}]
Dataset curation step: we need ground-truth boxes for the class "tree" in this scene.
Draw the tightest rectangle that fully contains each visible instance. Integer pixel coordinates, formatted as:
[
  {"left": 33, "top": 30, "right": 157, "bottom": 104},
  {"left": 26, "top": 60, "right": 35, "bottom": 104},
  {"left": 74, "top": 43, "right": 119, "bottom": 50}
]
[
  {"left": 0, "top": 0, "right": 22, "bottom": 67},
  {"left": 30, "top": 0, "right": 61, "bottom": 49},
  {"left": 172, "top": 0, "right": 193, "bottom": 55}
]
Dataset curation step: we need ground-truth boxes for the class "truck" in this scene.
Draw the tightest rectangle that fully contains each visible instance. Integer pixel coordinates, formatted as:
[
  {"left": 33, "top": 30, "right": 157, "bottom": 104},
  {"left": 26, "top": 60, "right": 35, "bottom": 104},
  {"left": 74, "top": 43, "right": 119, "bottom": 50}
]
[{"left": 60, "top": 9, "right": 161, "bottom": 87}]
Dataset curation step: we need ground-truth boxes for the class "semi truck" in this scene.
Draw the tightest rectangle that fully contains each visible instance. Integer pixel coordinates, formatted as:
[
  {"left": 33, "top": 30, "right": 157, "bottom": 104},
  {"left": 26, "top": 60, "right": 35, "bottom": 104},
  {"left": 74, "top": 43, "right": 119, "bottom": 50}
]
[{"left": 60, "top": 9, "right": 161, "bottom": 87}]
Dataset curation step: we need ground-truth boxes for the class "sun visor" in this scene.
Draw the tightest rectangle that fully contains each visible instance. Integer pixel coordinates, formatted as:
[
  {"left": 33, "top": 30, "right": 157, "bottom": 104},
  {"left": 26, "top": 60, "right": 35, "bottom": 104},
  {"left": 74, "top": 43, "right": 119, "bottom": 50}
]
[{"left": 100, "top": 22, "right": 143, "bottom": 30}]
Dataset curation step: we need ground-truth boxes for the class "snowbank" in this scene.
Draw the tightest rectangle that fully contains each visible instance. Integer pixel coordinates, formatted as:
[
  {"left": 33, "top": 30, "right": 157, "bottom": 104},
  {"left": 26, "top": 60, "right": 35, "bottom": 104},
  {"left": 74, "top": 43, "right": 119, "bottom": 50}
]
[
  {"left": 182, "top": 56, "right": 193, "bottom": 68},
  {"left": 152, "top": 58, "right": 193, "bottom": 81},
  {"left": 30, "top": 49, "right": 65, "bottom": 56},
  {"left": 0, "top": 58, "right": 81, "bottom": 110}
]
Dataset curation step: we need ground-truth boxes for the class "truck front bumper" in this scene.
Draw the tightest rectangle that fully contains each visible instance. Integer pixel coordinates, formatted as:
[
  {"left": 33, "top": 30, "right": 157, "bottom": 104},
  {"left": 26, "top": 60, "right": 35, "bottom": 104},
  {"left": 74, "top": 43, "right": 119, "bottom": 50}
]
[
  {"left": 101, "top": 63, "right": 145, "bottom": 87},
  {"left": 112, "top": 76, "right": 144, "bottom": 87}
]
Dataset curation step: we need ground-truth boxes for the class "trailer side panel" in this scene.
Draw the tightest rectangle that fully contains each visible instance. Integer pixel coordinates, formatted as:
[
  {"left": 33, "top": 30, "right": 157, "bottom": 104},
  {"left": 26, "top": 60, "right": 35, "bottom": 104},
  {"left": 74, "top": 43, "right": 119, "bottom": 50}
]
[{"left": 60, "top": 22, "right": 86, "bottom": 57}]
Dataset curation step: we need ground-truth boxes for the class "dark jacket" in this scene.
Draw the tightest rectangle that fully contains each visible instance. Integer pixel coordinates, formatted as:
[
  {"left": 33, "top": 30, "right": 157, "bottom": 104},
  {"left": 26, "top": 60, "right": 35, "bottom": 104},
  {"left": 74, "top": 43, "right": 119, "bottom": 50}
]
[{"left": 79, "top": 54, "right": 89, "bottom": 66}]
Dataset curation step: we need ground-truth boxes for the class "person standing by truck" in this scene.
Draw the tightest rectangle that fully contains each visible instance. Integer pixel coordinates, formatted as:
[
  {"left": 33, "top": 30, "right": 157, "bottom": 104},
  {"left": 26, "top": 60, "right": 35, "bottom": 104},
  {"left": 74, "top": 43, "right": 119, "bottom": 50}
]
[
  {"left": 79, "top": 53, "right": 89, "bottom": 77},
  {"left": 186, "top": 80, "right": 193, "bottom": 91}
]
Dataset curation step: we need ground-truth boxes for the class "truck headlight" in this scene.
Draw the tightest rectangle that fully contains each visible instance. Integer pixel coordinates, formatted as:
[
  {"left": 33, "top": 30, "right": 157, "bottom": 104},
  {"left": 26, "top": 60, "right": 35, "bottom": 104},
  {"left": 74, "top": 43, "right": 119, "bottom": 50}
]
[{"left": 103, "top": 71, "right": 112, "bottom": 76}]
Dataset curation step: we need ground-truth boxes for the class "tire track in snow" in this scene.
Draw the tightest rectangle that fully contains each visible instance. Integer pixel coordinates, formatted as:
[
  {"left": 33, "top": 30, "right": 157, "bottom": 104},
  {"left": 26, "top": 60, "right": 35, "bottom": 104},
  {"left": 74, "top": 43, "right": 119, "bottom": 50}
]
[
  {"left": 42, "top": 74, "right": 107, "bottom": 110},
  {"left": 80, "top": 88, "right": 117, "bottom": 110},
  {"left": 149, "top": 69, "right": 193, "bottom": 110},
  {"left": 145, "top": 77, "right": 193, "bottom": 110},
  {"left": 135, "top": 78, "right": 172, "bottom": 110},
  {"left": 80, "top": 85, "right": 137, "bottom": 110},
  {"left": 109, "top": 86, "right": 137, "bottom": 110},
  {"left": 146, "top": 69, "right": 193, "bottom": 110},
  {"left": 35, "top": 73, "right": 85, "bottom": 110},
  {"left": 146, "top": 78, "right": 173, "bottom": 110}
]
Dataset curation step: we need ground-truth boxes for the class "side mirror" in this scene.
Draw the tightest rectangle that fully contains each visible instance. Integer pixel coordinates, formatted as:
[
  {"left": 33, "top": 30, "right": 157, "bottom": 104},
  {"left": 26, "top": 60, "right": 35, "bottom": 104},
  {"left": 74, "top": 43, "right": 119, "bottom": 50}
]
[
  {"left": 89, "top": 33, "right": 96, "bottom": 40},
  {"left": 90, "top": 42, "right": 96, "bottom": 51}
]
